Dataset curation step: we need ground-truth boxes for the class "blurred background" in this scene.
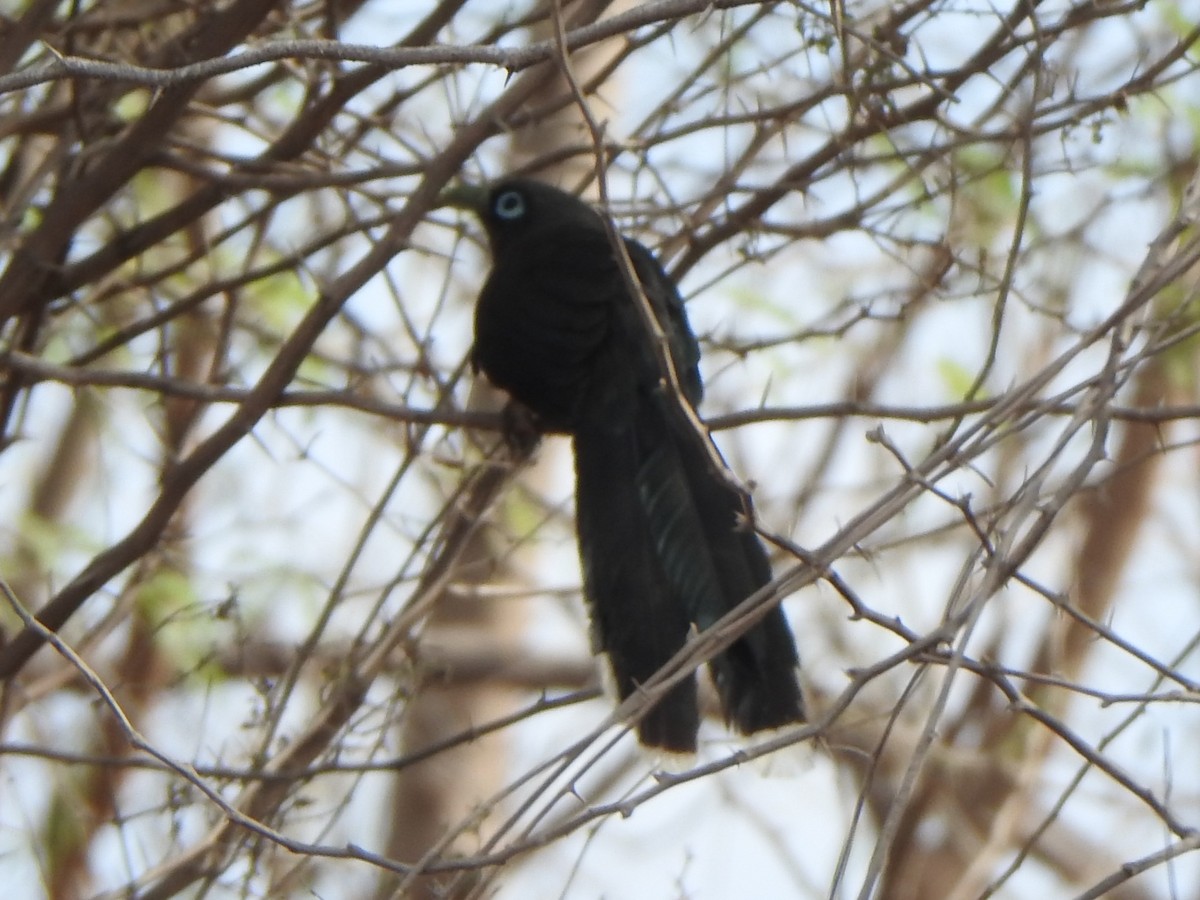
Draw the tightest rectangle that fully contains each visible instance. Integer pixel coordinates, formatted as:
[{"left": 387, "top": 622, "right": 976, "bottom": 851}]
[{"left": 0, "top": 1, "right": 1199, "bottom": 897}]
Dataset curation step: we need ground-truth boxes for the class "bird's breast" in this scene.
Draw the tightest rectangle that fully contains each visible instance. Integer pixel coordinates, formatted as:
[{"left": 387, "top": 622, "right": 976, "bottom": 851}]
[{"left": 473, "top": 246, "right": 619, "bottom": 431}]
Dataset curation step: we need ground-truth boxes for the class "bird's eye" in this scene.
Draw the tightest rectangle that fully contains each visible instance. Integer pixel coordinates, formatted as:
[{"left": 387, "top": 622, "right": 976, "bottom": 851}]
[{"left": 493, "top": 190, "right": 526, "bottom": 220}]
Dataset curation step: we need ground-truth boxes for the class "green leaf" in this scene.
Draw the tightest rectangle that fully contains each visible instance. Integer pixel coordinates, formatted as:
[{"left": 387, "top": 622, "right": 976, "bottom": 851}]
[{"left": 936, "top": 356, "right": 979, "bottom": 399}]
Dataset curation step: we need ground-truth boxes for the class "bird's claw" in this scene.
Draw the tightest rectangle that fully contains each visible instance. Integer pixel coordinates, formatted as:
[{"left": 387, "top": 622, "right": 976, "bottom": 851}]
[{"left": 502, "top": 400, "right": 543, "bottom": 461}]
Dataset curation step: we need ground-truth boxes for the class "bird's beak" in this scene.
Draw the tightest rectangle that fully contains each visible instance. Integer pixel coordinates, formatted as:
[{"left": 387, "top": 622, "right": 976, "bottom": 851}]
[{"left": 439, "top": 182, "right": 489, "bottom": 213}]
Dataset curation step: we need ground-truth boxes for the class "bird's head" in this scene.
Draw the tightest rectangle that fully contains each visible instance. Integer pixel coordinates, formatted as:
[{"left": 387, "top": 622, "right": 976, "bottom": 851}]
[{"left": 441, "top": 178, "right": 604, "bottom": 253}]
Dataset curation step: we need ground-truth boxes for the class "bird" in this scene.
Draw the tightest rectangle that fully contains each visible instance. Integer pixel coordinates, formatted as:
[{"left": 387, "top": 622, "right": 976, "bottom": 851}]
[{"left": 448, "top": 177, "right": 804, "bottom": 752}]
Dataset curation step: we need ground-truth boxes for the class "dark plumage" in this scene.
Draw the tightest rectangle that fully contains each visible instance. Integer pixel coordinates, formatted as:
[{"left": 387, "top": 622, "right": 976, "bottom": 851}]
[{"left": 453, "top": 178, "right": 804, "bottom": 751}]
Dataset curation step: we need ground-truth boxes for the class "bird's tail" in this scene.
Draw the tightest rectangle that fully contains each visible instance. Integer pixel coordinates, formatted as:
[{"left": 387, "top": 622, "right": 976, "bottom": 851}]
[
  {"left": 631, "top": 392, "right": 805, "bottom": 735},
  {"left": 574, "top": 391, "right": 804, "bottom": 749},
  {"left": 574, "top": 417, "right": 700, "bottom": 752}
]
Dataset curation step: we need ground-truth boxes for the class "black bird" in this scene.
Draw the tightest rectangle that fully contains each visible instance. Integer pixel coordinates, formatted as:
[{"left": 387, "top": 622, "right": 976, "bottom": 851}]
[{"left": 451, "top": 178, "right": 804, "bottom": 751}]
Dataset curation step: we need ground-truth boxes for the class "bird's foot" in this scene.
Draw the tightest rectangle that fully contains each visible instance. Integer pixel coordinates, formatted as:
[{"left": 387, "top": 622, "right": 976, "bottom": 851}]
[{"left": 501, "top": 400, "right": 543, "bottom": 461}]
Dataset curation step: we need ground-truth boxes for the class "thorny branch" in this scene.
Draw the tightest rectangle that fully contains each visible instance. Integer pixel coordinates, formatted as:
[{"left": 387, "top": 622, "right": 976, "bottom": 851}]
[{"left": 1, "top": 1, "right": 1199, "bottom": 898}]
